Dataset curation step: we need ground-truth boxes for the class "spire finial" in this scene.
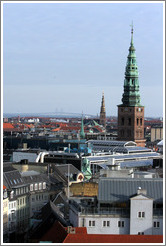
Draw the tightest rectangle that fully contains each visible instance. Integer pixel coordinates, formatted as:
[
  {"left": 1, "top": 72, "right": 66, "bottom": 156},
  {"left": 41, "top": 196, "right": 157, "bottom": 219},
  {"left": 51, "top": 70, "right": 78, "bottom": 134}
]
[{"left": 130, "top": 21, "right": 134, "bottom": 45}]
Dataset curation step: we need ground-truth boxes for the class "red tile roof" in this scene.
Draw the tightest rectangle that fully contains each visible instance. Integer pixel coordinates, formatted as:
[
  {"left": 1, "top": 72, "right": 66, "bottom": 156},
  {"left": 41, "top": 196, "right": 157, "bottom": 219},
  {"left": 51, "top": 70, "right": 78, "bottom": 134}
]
[
  {"left": 3, "top": 185, "right": 7, "bottom": 190},
  {"left": 39, "top": 222, "right": 163, "bottom": 244},
  {"left": 39, "top": 221, "right": 67, "bottom": 243},
  {"left": 52, "top": 127, "right": 61, "bottom": 132},
  {"left": 63, "top": 233, "right": 163, "bottom": 243},
  {"left": 3, "top": 123, "right": 14, "bottom": 129}
]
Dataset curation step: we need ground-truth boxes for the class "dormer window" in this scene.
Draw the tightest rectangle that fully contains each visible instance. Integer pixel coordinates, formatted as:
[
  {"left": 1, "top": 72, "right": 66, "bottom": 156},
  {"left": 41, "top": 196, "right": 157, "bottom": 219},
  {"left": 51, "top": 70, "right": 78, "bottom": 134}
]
[
  {"left": 30, "top": 184, "right": 33, "bottom": 191},
  {"left": 35, "top": 183, "right": 38, "bottom": 190},
  {"left": 10, "top": 191, "right": 14, "bottom": 199},
  {"left": 43, "top": 182, "right": 46, "bottom": 189},
  {"left": 39, "top": 183, "right": 42, "bottom": 190}
]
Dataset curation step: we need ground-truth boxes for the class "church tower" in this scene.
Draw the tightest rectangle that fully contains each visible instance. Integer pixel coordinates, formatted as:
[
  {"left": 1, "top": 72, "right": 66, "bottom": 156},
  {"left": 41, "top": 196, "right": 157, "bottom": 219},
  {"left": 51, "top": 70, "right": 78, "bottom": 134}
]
[
  {"left": 100, "top": 91, "right": 106, "bottom": 128},
  {"left": 117, "top": 25, "right": 145, "bottom": 147},
  {"left": 80, "top": 114, "right": 85, "bottom": 139}
]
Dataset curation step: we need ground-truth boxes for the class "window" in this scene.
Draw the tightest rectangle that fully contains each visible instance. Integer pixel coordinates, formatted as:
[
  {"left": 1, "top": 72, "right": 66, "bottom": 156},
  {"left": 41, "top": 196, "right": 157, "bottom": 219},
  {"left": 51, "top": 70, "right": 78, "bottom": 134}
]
[
  {"left": 43, "top": 182, "right": 46, "bottom": 189},
  {"left": 128, "top": 118, "right": 131, "bottom": 126},
  {"left": 103, "top": 221, "right": 110, "bottom": 227},
  {"left": 10, "top": 191, "right": 14, "bottom": 199},
  {"left": 154, "top": 221, "right": 160, "bottom": 228},
  {"left": 35, "top": 183, "right": 38, "bottom": 191},
  {"left": 89, "top": 220, "right": 95, "bottom": 227},
  {"left": 118, "top": 221, "right": 124, "bottom": 227},
  {"left": 121, "top": 117, "right": 124, "bottom": 126},
  {"left": 138, "top": 212, "right": 145, "bottom": 218},
  {"left": 138, "top": 232, "right": 144, "bottom": 235},
  {"left": 30, "top": 184, "right": 33, "bottom": 191},
  {"left": 140, "top": 118, "right": 142, "bottom": 126},
  {"left": 137, "top": 118, "right": 139, "bottom": 125},
  {"left": 39, "top": 183, "right": 42, "bottom": 190}
]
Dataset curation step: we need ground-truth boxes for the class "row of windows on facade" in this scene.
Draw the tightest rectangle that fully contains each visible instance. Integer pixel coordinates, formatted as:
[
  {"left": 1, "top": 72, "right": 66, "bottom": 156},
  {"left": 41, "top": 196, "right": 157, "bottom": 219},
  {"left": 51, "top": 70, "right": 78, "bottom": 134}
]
[
  {"left": 121, "top": 117, "right": 143, "bottom": 126},
  {"left": 9, "top": 178, "right": 23, "bottom": 186},
  {"left": 10, "top": 182, "right": 47, "bottom": 198},
  {"left": 31, "top": 194, "right": 48, "bottom": 202},
  {"left": 17, "top": 196, "right": 28, "bottom": 206},
  {"left": 120, "top": 108, "right": 142, "bottom": 113},
  {"left": 9, "top": 201, "right": 16, "bottom": 209},
  {"left": 17, "top": 207, "right": 29, "bottom": 218},
  {"left": 120, "top": 129, "right": 143, "bottom": 138},
  {"left": 30, "top": 182, "right": 46, "bottom": 191},
  {"left": 88, "top": 220, "right": 160, "bottom": 228}
]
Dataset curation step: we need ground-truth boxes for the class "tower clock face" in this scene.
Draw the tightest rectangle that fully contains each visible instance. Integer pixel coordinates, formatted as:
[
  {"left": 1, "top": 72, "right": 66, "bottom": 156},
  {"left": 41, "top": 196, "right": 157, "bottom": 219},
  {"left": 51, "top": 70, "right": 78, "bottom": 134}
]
[
  {"left": 124, "top": 107, "right": 128, "bottom": 111},
  {"left": 138, "top": 108, "right": 141, "bottom": 112}
]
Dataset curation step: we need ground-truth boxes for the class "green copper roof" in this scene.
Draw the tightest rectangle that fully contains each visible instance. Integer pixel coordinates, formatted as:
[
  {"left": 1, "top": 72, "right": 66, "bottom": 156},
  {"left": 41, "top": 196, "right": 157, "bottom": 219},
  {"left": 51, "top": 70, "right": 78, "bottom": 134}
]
[
  {"left": 80, "top": 115, "right": 85, "bottom": 139},
  {"left": 120, "top": 24, "right": 143, "bottom": 107}
]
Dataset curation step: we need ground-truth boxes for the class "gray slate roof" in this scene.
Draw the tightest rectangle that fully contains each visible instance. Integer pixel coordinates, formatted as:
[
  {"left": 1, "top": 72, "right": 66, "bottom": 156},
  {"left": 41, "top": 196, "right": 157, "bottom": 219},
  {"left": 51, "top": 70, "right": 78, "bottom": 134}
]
[{"left": 98, "top": 178, "right": 163, "bottom": 204}]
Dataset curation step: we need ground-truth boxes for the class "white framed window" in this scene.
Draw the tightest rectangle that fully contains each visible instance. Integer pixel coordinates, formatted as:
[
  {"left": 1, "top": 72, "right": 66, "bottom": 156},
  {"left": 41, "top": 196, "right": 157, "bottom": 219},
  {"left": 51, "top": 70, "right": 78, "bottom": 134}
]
[
  {"left": 103, "top": 221, "right": 110, "bottom": 227},
  {"left": 89, "top": 220, "right": 95, "bottom": 227},
  {"left": 154, "top": 221, "right": 160, "bottom": 228},
  {"left": 43, "top": 182, "right": 46, "bottom": 189},
  {"left": 118, "top": 221, "right": 124, "bottom": 227},
  {"left": 30, "top": 184, "right": 33, "bottom": 191},
  {"left": 39, "top": 183, "right": 42, "bottom": 190},
  {"left": 138, "top": 212, "right": 145, "bottom": 218},
  {"left": 10, "top": 191, "right": 14, "bottom": 199},
  {"left": 35, "top": 183, "right": 38, "bottom": 190}
]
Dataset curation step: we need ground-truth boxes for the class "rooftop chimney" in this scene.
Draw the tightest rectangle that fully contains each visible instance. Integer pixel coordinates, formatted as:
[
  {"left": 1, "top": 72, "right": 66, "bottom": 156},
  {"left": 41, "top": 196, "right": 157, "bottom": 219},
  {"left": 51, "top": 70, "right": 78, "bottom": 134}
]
[{"left": 137, "top": 187, "right": 147, "bottom": 196}]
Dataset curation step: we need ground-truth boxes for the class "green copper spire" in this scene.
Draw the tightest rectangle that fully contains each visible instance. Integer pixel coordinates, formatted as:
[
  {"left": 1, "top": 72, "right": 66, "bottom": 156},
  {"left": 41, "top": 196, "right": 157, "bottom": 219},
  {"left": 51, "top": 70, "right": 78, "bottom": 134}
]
[
  {"left": 120, "top": 24, "right": 142, "bottom": 107},
  {"left": 80, "top": 114, "right": 85, "bottom": 139}
]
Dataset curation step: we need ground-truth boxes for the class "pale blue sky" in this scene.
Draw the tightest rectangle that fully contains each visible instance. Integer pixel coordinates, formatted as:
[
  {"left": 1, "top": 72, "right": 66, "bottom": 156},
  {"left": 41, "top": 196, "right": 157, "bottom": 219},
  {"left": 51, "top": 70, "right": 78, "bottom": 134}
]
[{"left": 3, "top": 2, "right": 163, "bottom": 117}]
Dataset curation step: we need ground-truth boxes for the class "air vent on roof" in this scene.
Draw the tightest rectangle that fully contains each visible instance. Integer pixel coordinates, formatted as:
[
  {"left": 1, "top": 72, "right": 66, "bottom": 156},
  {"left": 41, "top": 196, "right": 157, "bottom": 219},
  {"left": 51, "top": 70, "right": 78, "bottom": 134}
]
[{"left": 67, "top": 226, "right": 75, "bottom": 234}]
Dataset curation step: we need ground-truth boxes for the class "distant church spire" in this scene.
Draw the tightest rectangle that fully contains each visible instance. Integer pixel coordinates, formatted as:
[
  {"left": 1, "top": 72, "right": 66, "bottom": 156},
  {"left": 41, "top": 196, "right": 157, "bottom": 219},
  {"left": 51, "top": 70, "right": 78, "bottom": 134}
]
[
  {"left": 100, "top": 91, "right": 106, "bottom": 128},
  {"left": 80, "top": 113, "right": 85, "bottom": 139}
]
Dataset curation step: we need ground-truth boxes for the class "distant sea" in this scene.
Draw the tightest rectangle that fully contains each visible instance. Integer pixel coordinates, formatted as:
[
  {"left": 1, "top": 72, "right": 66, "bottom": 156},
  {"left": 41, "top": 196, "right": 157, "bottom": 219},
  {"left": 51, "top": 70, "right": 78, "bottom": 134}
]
[
  {"left": 3, "top": 112, "right": 97, "bottom": 118},
  {"left": 3, "top": 112, "right": 162, "bottom": 121}
]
